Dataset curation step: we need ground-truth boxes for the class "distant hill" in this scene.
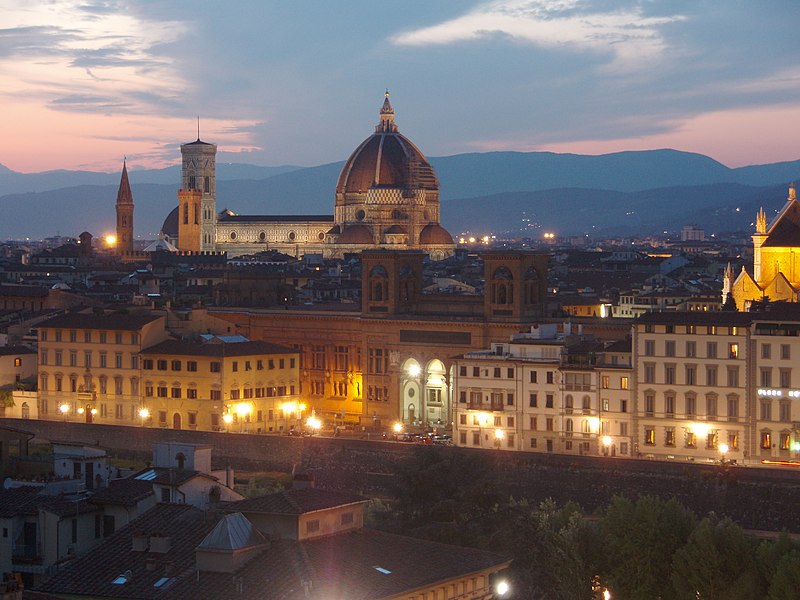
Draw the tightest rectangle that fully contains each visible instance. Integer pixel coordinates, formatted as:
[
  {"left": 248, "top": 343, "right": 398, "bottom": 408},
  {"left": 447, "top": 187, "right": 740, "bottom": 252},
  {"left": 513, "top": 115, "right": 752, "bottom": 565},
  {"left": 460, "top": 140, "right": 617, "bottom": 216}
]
[{"left": 1, "top": 149, "right": 799, "bottom": 240}]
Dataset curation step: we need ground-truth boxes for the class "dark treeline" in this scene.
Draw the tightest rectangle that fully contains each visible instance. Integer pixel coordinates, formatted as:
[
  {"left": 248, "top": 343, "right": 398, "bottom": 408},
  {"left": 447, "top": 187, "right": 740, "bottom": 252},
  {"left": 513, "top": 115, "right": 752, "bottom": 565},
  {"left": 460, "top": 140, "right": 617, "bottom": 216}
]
[{"left": 368, "top": 447, "right": 800, "bottom": 600}]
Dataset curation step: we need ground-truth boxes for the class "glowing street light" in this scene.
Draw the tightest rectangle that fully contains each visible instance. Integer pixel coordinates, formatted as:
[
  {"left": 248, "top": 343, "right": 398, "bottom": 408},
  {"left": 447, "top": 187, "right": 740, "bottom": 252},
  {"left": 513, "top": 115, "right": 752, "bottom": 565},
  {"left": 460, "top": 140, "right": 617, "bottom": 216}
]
[
  {"left": 59, "top": 403, "right": 70, "bottom": 414},
  {"left": 496, "top": 580, "right": 510, "bottom": 596},
  {"left": 393, "top": 422, "right": 403, "bottom": 434},
  {"left": 104, "top": 234, "right": 117, "bottom": 248},
  {"left": 407, "top": 363, "right": 421, "bottom": 377}
]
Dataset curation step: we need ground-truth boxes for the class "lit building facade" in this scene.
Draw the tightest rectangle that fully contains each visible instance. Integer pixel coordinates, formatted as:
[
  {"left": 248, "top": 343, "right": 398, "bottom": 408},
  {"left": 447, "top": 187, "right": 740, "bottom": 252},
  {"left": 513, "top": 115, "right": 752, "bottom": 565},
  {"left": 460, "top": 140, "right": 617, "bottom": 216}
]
[
  {"left": 139, "top": 339, "right": 300, "bottom": 433},
  {"left": 452, "top": 324, "right": 634, "bottom": 456},
  {"left": 727, "top": 184, "right": 800, "bottom": 309}
]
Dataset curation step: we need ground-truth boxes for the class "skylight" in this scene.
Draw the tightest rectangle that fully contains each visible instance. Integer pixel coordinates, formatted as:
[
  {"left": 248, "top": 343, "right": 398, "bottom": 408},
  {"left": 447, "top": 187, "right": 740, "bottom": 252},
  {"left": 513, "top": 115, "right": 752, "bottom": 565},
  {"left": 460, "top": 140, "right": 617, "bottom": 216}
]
[
  {"left": 154, "top": 577, "right": 175, "bottom": 588},
  {"left": 374, "top": 566, "right": 392, "bottom": 575},
  {"left": 135, "top": 469, "right": 157, "bottom": 481}
]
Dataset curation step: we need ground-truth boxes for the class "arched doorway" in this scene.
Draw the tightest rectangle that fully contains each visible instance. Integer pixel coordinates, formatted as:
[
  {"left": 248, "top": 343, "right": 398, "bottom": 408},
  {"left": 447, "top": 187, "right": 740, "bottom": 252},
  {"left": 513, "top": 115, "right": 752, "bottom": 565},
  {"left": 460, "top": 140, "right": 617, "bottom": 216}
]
[
  {"left": 425, "top": 359, "right": 448, "bottom": 429},
  {"left": 401, "top": 358, "right": 421, "bottom": 425},
  {"left": 21, "top": 402, "right": 29, "bottom": 419},
  {"left": 173, "top": 413, "right": 182, "bottom": 430},
  {"left": 85, "top": 406, "right": 93, "bottom": 423}
]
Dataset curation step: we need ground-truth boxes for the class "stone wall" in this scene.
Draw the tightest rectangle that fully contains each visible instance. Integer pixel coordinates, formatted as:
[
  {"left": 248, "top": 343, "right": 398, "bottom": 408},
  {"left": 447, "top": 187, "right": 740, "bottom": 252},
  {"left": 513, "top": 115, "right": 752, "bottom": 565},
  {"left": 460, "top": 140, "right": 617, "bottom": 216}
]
[{"left": 4, "top": 418, "right": 800, "bottom": 532}]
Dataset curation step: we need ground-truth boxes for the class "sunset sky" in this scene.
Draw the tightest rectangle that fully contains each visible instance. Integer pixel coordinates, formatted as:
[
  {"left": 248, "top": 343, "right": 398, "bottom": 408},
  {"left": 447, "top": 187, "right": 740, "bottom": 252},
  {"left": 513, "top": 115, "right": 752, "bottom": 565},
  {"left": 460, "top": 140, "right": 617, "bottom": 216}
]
[{"left": 2, "top": 0, "right": 799, "bottom": 173}]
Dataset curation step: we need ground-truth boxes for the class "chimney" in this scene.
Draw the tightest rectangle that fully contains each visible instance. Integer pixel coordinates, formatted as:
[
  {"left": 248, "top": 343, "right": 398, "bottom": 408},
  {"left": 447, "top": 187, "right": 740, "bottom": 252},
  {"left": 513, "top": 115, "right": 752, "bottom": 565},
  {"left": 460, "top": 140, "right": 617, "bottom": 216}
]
[
  {"left": 149, "top": 534, "right": 171, "bottom": 554},
  {"left": 132, "top": 533, "right": 149, "bottom": 552},
  {"left": 145, "top": 557, "right": 157, "bottom": 572}
]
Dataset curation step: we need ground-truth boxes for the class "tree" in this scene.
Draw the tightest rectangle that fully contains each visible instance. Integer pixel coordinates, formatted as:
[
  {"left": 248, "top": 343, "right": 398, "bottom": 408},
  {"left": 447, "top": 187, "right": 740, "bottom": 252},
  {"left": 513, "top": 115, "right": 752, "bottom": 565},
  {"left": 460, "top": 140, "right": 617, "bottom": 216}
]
[
  {"left": 769, "top": 550, "right": 800, "bottom": 599},
  {"left": 598, "top": 495, "right": 696, "bottom": 600},
  {"left": 671, "top": 516, "right": 764, "bottom": 599}
]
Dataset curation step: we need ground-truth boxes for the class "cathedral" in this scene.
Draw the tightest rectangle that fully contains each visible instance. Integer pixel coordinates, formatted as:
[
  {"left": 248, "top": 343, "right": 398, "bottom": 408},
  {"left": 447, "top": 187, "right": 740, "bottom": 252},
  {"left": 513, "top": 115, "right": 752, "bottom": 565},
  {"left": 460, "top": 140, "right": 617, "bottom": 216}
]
[
  {"left": 159, "top": 93, "right": 455, "bottom": 260},
  {"left": 725, "top": 183, "right": 800, "bottom": 309}
]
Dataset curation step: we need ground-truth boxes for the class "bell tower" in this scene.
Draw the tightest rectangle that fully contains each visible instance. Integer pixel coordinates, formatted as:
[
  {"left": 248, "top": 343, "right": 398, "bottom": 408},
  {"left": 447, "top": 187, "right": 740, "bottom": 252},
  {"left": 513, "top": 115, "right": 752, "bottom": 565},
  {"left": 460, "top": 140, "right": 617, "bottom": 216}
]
[
  {"left": 115, "top": 159, "right": 134, "bottom": 254},
  {"left": 179, "top": 132, "right": 217, "bottom": 252}
]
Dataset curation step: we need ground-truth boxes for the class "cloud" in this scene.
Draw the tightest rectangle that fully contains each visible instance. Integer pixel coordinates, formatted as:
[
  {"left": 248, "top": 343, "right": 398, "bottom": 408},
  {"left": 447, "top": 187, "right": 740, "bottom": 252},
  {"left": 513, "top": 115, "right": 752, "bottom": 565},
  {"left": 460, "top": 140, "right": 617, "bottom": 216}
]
[{"left": 391, "top": 0, "right": 684, "bottom": 70}]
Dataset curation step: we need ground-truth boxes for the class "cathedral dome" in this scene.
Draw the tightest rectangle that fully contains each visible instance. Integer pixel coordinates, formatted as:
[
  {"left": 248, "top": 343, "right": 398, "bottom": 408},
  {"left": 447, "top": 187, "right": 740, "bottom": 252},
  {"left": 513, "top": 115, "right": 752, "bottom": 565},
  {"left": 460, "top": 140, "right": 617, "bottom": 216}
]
[
  {"left": 337, "top": 224, "right": 375, "bottom": 244},
  {"left": 161, "top": 206, "right": 179, "bottom": 238},
  {"left": 336, "top": 93, "right": 438, "bottom": 196},
  {"left": 419, "top": 223, "right": 454, "bottom": 245}
]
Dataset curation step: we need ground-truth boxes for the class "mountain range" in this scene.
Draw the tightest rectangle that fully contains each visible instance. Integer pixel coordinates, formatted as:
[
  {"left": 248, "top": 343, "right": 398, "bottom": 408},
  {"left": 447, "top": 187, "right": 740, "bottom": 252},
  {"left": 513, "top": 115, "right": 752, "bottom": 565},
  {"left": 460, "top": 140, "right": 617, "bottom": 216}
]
[{"left": 1, "top": 149, "right": 799, "bottom": 241}]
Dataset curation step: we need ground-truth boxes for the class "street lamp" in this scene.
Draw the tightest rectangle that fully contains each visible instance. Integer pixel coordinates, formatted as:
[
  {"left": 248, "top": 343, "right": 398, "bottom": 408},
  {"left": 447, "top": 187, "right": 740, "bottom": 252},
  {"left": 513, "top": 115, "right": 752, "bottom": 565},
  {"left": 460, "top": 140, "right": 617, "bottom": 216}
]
[
  {"left": 59, "top": 403, "right": 70, "bottom": 421},
  {"left": 718, "top": 442, "right": 729, "bottom": 466},
  {"left": 222, "top": 413, "right": 233, "bottom": 431},
  {"left": 138, "top": 407, "right": 150, "bottom": 427},
  {"left": 495, "top": 580, "right": 510, "bottom": 596},
  {"left": 494, "top": 428, "right": 505, "bottom": 450},
  {"left": 601, "top": 435, "right": 614, "bottom": 456}
]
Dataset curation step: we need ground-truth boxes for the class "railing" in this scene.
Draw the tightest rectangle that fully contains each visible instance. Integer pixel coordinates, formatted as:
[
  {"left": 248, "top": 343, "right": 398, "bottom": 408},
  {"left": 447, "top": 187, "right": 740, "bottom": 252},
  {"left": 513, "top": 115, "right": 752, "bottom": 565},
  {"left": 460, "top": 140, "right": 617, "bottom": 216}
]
[{"left": 12, "top": 542, "right": 42, "bottom": 563}]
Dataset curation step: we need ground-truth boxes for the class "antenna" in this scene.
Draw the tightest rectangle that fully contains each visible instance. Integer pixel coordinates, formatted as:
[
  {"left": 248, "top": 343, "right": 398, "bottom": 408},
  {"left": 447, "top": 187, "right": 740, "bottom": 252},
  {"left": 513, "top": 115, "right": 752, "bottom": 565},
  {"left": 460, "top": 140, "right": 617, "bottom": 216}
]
[{"left": 197, "top": 116, "right": 200, "bottom": 141}]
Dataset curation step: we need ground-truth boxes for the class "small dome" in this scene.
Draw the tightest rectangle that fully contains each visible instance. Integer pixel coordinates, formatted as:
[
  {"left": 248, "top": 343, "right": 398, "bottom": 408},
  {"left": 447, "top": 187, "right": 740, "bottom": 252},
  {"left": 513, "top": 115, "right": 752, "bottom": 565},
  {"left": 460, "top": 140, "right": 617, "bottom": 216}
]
[
  {"left": 337, "top": 224, "right": 375, "bottom": 244},
  {"left": 326, "top": 225, "right": 341, "bottom": 235},
  {"left": 384, "top": 225, "right": 407, "bottom": 234},
  {"left": 419, "top": 223, "right": 454, "bottom": 245},
  {"left": 161, "top": 206, "right": 179, "bottom": 238}
]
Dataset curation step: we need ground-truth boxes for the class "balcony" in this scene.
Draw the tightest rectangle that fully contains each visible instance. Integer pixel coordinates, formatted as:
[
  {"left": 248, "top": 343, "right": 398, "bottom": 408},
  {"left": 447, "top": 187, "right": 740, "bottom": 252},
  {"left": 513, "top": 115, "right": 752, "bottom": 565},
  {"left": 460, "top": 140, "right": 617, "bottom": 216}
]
[
  {"left": 12, "top": 542, "right": 42, "bottom": 564},
  {"left": 490, "top": 402, "right": 504, "bottom": 411}
]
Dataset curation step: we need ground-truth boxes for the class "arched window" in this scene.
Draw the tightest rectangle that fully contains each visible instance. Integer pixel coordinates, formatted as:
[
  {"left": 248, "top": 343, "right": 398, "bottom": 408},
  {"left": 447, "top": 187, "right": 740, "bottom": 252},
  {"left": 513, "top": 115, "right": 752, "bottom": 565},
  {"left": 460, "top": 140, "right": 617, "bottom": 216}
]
[
  {"left": 183, "top": 203, "right": 189, "bottom": 225},
  {"left": 21, "top": 402, "right": 30, "bottom": 419},
  {"left": 369, "top": 265, "right": 388, "bottom": 302},
  {"left": 175, "top": 452, "right": 186, "bottom": 469}
]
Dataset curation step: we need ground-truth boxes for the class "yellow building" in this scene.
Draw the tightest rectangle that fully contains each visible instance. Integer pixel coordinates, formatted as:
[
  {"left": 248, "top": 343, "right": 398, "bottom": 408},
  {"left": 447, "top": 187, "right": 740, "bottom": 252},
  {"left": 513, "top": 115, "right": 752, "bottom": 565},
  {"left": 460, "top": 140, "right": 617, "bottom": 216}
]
[
  {"left": 728, "top": 184, "right": 800, "bottom": 309},
  {"left": 37, "top": 313, "right": 169, "bottom": 424},
  {"left": 140, "top": 339, "right": 301, "bottom": 433}
]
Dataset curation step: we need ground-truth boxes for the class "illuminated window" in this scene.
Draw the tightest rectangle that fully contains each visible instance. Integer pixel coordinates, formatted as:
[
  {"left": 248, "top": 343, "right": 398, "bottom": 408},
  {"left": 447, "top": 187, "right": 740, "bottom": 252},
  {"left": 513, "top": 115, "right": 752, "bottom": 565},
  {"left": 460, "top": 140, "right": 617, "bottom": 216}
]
[
  {"left": 761, "top": 431, "right": 772, "bottom": 450},
  {"left": 664, "top": 428, "right": 675, "bottom": 447},
  {"left": 621, "top": 376, "right": 629, "bottom": 390},
  {"left": 728, "top": 432, "right": 739, "bottom": 451},
  {"left": 729, "top": 343, "right": 739, "bottom": 359},
  {"left": 644, "top": 427, "right": 655, "bottom": 445},
  {"left": 706, "top": 432, "right": 717, "bottom": 450},
  {"left": 601, "top": 376, "right": 609, "bottom": 389},
  {"left": 779, "top": 432, "right": 791, "bottom": 450},
  {"left": 685, "top": 432, "right": 696, "bottom": 448}
]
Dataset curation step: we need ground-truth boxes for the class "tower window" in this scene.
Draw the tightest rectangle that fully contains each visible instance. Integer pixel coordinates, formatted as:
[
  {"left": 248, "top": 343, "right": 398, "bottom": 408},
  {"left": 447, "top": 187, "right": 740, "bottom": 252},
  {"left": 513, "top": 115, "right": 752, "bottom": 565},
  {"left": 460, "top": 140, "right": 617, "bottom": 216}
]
[
  {"left": 204, "top": 176, "right": 210, "bottom": 192},
  {"left": 183, "top": 203, "right": 189, "bottom": 225}
]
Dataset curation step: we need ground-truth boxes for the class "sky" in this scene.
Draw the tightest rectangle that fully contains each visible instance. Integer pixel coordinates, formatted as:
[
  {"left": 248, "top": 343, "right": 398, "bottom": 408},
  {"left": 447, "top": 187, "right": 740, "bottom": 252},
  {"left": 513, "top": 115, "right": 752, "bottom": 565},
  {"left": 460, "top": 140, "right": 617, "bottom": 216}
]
[{"left": 1, "top": 0, "right": 799, "bottom": 173}]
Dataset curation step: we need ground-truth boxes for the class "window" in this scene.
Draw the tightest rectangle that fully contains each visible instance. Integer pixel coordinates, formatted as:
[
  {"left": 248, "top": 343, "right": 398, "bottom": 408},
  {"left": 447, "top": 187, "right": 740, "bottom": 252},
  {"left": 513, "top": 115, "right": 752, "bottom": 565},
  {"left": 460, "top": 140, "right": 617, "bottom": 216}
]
[
  {"left": 779, "top": 401, "right": 791, "bottom": 422},
  {"left": 143, "top": 359, "right": 153, "bottom": 370},
  {"left": 760, "top": 400, "right": 772, "bottom": 421},
  {"left": 644, "top": 394, "right": 655, "bottom": 417},
  {"left": 685, "top": 432, "right": 696, "bottom": 448},
  {"left": 210, "top": 362, "right": 221, "bottom": 373},
  {"left": 780, "top": 369, "right": 791, "bottom": 389},
  {"left": 115, "top": 332, "right": 122, "bottom": 345},
  {"left": 727, "top": 396, "right": 739, "bottom": 420},
  {"left": 601, "top": 376, "right": 609, "bottom": 389},
  {"left": 602, "top": 398, "right": 609, "bottom": 411},
  {"left": 187, "top": 361, "right": 197, "bottom": 372},
  {"left": 507, "top": 416, "right": 514, "bottom": 427},
  {"left": 706, "top": 366, "right": 717, "bottom": 387},
  {"left": 69, "top": 351, "right": 77, "bottom": 367},
  {"left": 761, "top": 431, "right": 772, "bottom": 450},
  {"left": 171, "top": 360, "right": 181, "bottom": 371},
  {"left": 644, "top": 340, "right": 655, "bottom": 356},
  {"left": 644, "top": 427, "right": 655, "bottom": 445},
  {"left": 729, "top": 343, "right": 739, "bottom": 359},
  {"left": 341, "top": 511, "right": 354, "bottom": 525},
  {"left": 685, "top": 394, "right": 696, "bottom": 418},
  {"left": 664, "top": 365, "right": 675, "bottom": 385},
  {"left": 781, "top": 344, "right": 791, "bottom": 360},
  {"left": 115, "top": 377, "right": 123, "bottom": 395},
  {"left": 621, "top": 376, "right": 629, "bottom": 390},
  {"left": 245, "top": 361, "right": 252, "bottom": 371},
  {"left": 115, "top": 353, "right": 123, "bottom": 369},
  {"left": 686, "top": 341, "right": 696, "bottom": 358},
  {"left": 545, "top": 394, "right": 554, "bottom": 409},
  {"left": 706, "top": 395, "right": 717, "bottom": 419},
  {"left": 473, "top": 432, "right": 481, "bottom": 446},
  {"left": 506, "top": 393, "right": 514, "bottom": 406},
  {"left": 620, "top": 399, "right": 628, "bottom": 413},
  {"left": 644, "top": 363, "right": 655, "bottom": 384},
  {"left": 760, "top": 368, "right": 772, "bottom": 388},
  {"left": 780, "top": 432, "right": 791, "bottom": 450},
  {"left": 115, "top": 404, "right": 123, "bottom": 419},
  {"left": 157, "top": 386, "right": 168, "bottom": 398},
  {"left": 664, "top": 394, "right": 675, "bottom": 418},
  {"left": 707, "top": 342, "right": 717, "bottom": 358},
  {"left": 473, "top": 366, "right": 480, "bottom": 377},
  {"left": 644, "top": 324, "right": 654, "bottom": 333},
  {"left": 55, "top": 350, "right": 62, "bottom": 366},
  {"left": 157, "top": 359, "right": 167, "bottom": 370},
  {"left": 546, "top": 371, "right": 554, "bottom": 384},
  {"left": 530, "top": 438, "right": 537, "bottom": 449},
  {"left": 210, "top": 390, "right": 221, "bottom": 401},
  {"left": 728, "top": 431, "right": 739, "bottom": 451},
  {"left": 546, "top": 418, "right": 554, "bottom": 431},
  {"left": 529, "top": 393, "right": 537, "bottom": 408},
  {"left": 685, "top": 365, "right": 696, "bottom": 386},
  {"left": 530, "top": 370, "right": 537, "bottom": 383},
  {"left": 665, "top": 340, "right": 675, "bottom": 357},
  {"left": 131, "top": 355, "right": 138, "bottom": 369},
  {"left": 706, "top": 431, "right": 718, "bottom": 450},
  {"left": 727, "top": 366, "right": 739, "bottom": 388},
  {"left": 530, "top": 416, "right": 537, "bottom": 430},
  {"left": 459, "top": 366, "right": 467, "bottom": 376},
  {"left": 171, "top": 387, "right": 181, "bottom": 399},
  {"left": 762, "top": 343, "right": 771, "bottom": 359},
  {"left": 664, "top": 428, "right": 675, "bottom": 447},
  {"left": 507, "top": 367, "right": 514, "bottom": 378},
  {"left": 232, "top": 361, "right": 238, "bottom": 372},
  {"left": 84, "top": 352, "right": 92, "bottom": 368}
]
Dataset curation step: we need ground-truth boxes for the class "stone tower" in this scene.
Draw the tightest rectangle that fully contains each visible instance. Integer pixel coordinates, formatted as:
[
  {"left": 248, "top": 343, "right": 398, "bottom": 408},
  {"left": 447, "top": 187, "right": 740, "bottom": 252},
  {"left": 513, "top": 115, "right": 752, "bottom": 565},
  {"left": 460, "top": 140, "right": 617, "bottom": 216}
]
[
  {"left": 179, "top": 136, "right": 217, "bottom": 252},
  {"left": 115, "top": 159, "right": 134, "bottom": 254}
]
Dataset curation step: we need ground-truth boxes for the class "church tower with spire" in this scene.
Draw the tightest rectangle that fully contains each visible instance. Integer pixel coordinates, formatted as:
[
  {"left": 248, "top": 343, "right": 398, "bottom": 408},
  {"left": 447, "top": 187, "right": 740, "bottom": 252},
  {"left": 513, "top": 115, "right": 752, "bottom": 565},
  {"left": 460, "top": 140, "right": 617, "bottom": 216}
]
[{"left": 115, "top": 159, "right": 134, "bottom": 255}]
